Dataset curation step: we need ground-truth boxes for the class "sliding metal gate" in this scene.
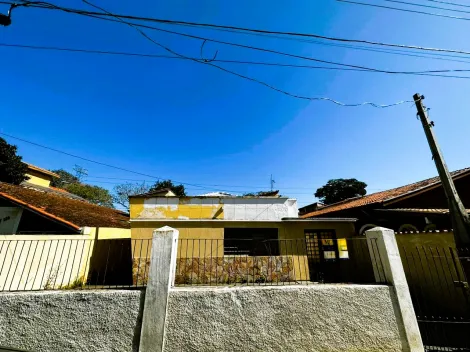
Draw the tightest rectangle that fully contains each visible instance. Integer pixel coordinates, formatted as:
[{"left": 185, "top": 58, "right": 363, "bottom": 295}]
[{"left": 400, "top": 246, "right": 470, "bottom": 351}]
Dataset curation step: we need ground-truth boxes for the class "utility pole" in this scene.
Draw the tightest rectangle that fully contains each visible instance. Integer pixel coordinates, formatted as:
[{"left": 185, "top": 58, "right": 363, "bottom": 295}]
[{"left": 414, "top": 93, "right": 470, "bottom": 281}]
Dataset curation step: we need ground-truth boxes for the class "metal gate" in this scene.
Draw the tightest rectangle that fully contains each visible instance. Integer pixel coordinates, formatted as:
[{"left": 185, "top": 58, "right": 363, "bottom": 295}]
[
  {"left": 305, "top": 230, "right": 338, "bottom": 282},
  {"left": 400, "top": 245, "right": 470, "bottom": 351}
]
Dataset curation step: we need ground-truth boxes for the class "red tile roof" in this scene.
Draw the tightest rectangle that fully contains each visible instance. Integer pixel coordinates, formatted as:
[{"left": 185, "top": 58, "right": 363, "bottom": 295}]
[
  {"left": 0, "top": 182, "right": 129, "bottom": 230},
  {"left": 301, "top": 168, "right": 470, "bottom": 218}
]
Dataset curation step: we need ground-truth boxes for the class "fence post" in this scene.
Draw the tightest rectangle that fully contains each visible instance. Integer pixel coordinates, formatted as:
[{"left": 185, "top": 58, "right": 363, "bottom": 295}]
[
  {"left": 139, "top": 226, "right": 179, "bottom": 352},
  {"left": 365, "top": 227, "right": 424, "bottom": 352}
]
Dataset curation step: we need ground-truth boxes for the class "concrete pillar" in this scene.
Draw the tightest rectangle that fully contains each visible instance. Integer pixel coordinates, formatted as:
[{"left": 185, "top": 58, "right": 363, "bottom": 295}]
[
  {"left": 139, "top": 226, "right": 179, "bottom": 352},
  {"left": 365, "top": 227, "right": 424, "bottom": 352}
]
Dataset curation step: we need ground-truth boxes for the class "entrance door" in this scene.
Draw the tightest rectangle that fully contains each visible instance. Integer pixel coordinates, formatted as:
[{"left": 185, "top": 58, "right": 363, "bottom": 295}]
[{"left": 304, "top": 230, "right": 339, "bottom": 283}]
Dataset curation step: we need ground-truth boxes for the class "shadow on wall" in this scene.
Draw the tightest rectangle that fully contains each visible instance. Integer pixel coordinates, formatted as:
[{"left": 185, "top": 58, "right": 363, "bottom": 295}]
[{"left": 87, "top": 239, "right": 134, "bottom": 286}]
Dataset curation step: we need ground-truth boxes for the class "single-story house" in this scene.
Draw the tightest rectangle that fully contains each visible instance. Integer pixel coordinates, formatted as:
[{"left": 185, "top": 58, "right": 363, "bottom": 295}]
[
  {"left": 129, "top": 190, "right": 375, "bottom": 284},
  {"left": 300, "top": 167, "right": 470, "bottom": 234}
]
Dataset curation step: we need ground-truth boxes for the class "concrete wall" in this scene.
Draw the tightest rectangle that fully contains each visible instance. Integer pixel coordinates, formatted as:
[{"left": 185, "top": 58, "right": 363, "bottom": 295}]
[
  {"left": 130, "top": 197, "right": 298, "bottom": 221},
  {"left": 166, "top": 285, "right": 405, "bottom": 352},
  {"left": 0, "top": 285, "right": 407, "bottom": 352},
  {"left": 0, "top": 290, "right": 142, "bottom": 352}
]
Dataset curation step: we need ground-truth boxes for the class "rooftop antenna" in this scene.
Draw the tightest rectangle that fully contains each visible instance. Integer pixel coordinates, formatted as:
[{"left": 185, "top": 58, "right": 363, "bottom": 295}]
[{"left": 270, "top": 174, "right": 276, "bottom": 191}]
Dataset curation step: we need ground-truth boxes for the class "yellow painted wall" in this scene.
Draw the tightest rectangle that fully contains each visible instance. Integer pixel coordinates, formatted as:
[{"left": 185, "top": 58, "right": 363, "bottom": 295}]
[
  {"left": 396, "top": 232, "right": 456, "bottom": 249},
  {"left": 129, "top": 197, "right": 224, "bottom": 220},
  {"left": 25, "top": 170, "right": 52, "bottom": 187},
  {"left": 82, "top": 226, "right": 131, "bottom": 240}
]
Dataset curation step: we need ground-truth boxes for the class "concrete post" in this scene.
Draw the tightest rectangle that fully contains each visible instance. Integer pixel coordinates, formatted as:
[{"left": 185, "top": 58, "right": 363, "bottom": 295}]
[
  {"left": 139, "top": 226, "right": 179, "bottom": 352},
  {"left": 365, "top": 227, "right": 424, "bottom": 352}
]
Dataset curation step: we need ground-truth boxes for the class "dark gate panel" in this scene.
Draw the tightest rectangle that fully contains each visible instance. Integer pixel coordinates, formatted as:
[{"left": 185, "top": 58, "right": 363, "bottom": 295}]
[
  {"left": 400, "top": 245, "right": 470, "bottom": 351},
  {"left": 304, "top": 231, "right": 377, "bottom": 284}
]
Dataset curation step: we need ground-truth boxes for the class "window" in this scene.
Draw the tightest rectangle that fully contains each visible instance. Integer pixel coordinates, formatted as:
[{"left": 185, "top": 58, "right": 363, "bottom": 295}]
[{"left": 224, "top": 228, "right": 279, "bottom": 256}]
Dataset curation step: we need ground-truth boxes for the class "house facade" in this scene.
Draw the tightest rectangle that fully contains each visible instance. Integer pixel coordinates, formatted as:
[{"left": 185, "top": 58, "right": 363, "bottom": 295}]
[
  {"left": 301, "top": 167, "right": 470, "bottom": 234},
  {"left": 129, "top": 192, "right": 367, "bottom": 284}
]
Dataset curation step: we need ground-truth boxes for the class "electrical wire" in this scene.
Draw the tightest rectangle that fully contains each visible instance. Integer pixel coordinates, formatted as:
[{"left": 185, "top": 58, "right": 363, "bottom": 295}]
[
  {"left": 385, "top": 0, "right": 470, "bottom": 14},
  {"left": 0, "top": 132, "right": 217, "bottom": 190},
  {"left": 4, "top": 0, "right": 470, "bottom": 56},
  {"left": 0, "top": 133, "right": 386, "bottom": 195},
  {"left": 3, "top": 42, "right": 470, "bottom": 79},
  {"left": 73, "top": 0, "right": 418, "bottom": 106},
  {"left": 337, "top": 0, "right": 470, "bottom": 21},
  {"left": 425, "top": 0, "right": 470, "bottom": 8}
]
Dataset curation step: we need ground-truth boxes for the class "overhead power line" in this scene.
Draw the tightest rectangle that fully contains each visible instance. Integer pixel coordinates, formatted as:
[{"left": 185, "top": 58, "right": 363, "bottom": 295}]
[
  {"left": 0, "top": 132, "right": 217, "bottom": 190},
  {"left": 0, "top": 0, "right": 416, "bottom": 106},
  {"left": 384, "top": 0, "right": 470, "bottom": 14},
  {"left": 5, "top": 0, "right": 470, "bottom": 56},
  {"left": 337, "top": 0, "right": 470, "bottom": 21},
  {"left": 3, "top": 42, "right": 470, "bottom": 79},
  {"left": 75, "top": 0, "right": 419, "bottom": 107},
  {"left": 424, "top": 0, "right": 470, "bottom": 9},
  {"left": 0, "top": 132, "right": 349, "bottom": 196}
]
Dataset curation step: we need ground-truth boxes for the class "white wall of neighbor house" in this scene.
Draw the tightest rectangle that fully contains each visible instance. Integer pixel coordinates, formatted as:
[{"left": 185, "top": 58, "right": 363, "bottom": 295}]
[
  {"left": 0, "top": 206, "right": 23, "bottom": 234},
  {"left": 136, "top": 196, "right": 298, "bottom": 220}
]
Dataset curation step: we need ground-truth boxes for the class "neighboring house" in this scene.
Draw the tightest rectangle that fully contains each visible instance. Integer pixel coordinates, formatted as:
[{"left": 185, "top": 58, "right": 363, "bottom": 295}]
[
  {"left": 301, "top": 167, "right": 470, "bottom": 234},
  {"left": 0, "top": 181, "right": 130, "bottom": 234},
  {"left": 0, "top": 162, "right": 129, "bottom": 234},
  {"left": 299, "top": 202, "right": 325, "bottom": 216},
  {"left": 129, "top": 190, "right": 365, "bottom": 284},
  {"left": 23, "top": 163, "right": 60, "bottom": 188}
]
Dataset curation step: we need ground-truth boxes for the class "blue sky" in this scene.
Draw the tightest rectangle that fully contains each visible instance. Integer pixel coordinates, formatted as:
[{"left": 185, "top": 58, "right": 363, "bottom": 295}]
[{"left": 1, "top": 0, "right": 469, "bottom": 209}]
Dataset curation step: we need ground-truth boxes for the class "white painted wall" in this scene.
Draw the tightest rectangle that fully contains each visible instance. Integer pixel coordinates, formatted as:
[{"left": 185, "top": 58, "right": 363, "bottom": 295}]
[
  {"left": 222, "top": 198, "right": 298, "bottom": 220},
  {"left": 138, "top": 197, "right": 299, "bottom": 221},
  {"left": 0, "top": 207, "right": 23, "bottom": 234}
]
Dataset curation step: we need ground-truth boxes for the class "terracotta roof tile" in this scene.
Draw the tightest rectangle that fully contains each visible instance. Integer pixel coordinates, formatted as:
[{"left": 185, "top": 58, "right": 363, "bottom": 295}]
[
  {"left": 301, "top": 167, "right": 470, "bottom": 218},
  {"left": 0, "top": 182, "right": 129, "bottom": 229}
]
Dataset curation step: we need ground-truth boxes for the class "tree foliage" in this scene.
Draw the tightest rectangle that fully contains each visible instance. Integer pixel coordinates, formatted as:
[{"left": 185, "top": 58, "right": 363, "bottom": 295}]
[
  {"left": 65, "top": 183, "right": 114, "bottom": 208},
  {"left": 314, "top": 178, "right": 367, "bottom": 205},
  {"left": 149, "top": 179, "right": 186, "bottom": 197},
  {"left": 112, "top": 182, "right": 150, "bottom": 211},
  {"left": 0, "top": 137, "right": 29, "bottom": 185},
  {"left": 50, "top": 168, "right": 113, "bottom": 208},
  {"left": 50, "top": 169, "right": 79, "bottom": 188}
]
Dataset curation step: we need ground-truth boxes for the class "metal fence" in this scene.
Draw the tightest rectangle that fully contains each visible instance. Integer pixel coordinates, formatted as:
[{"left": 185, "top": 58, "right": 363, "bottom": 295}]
[
  {"left": 174, "top": 237, "right": 385, "bottom": 286},
  {"left": 400, "top": 245, "right": 470, "bottom": 351},
  {"left": 0, "top": 236, "right": 385, "bottom": 291},
  {"left": 0, "top": 238, "right": 150, "bottom": 291}
]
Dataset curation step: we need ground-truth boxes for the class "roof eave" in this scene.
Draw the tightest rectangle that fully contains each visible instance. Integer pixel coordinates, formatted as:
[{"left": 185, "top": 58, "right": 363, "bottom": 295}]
[{"left": 0, "top": 192, "right": 81, "bottom": 232}]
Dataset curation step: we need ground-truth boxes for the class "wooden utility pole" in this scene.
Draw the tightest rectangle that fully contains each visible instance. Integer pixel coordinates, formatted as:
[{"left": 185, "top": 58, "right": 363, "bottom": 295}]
[{"left": 413, "top": 93, "right": 470, "bottom": 248}]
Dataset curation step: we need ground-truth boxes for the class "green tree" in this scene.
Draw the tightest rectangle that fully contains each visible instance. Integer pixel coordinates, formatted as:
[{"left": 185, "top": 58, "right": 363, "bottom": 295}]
[
  {"left": 314, "top": 178, "right": 367, "bottom": 205},
  {"left": 113, "top": 182, "right": 150, "bottom": 211},
  {"left": 65, "top": 183, "right": 114, "bottom": 208},
  {"left": 149, "top": 179, "right": 186, "bottom": 197},
  {"left": 50, "top": 169, "right": 79, "bottom": 188},
  {"left": 0, "top": 137, "right": 29, "bottom": 185}
]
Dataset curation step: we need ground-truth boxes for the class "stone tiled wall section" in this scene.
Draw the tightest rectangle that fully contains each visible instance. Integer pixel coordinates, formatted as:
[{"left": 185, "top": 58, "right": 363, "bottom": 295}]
[
  {"left": 175, "top": 256, "right": 296, "bottom": 284},
  {"left": 132, "top": 258, "right": 151, "bottom": 286},
  {"left": 132, "top": 256, "right": 296, "bottom": 286}
]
